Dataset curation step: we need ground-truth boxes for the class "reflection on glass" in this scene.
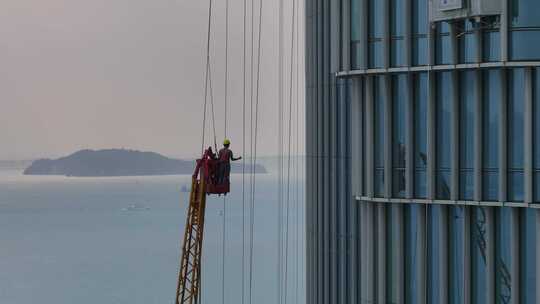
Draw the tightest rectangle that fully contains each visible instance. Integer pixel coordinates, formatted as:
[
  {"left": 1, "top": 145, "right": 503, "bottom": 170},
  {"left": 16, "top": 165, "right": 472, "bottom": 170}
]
[
  {"left": 483, "top": 70, "right": 500, "bottom": 201},
  {"left": 460, "top": 71, "right": 475, "bottom": 200},
  {"left": 393, "top": 75, "right": 407, "bottom": 197},
  {"left": 449, "top": 206, "right": 464, "bottom": 304},
  {"left": 520, "top": 208, "right": 537, "bottom": 304},
  {"left": 427, "top": 205, "right": 441, "bottom": 303},
  {"left": 390, "top": 0, "right": 405, "bottom": 67},
  {"left": 508, "top": 69, "right": 525, "bottom": 202},
  {"left": 535, "top": 68, "right": 540, "bottom": 201},
  {"left": 510, "top": 0, "right": 540, "bottom": 60},
  {"left": 374, "top": 76, "right": 385, "bottom": 197},
  {"left": 415, "top": 73, "right": 428, "bottom": 198},
  {"left": 412, "top": 0, "right": 428, "bottom": 66},
  {"left": 368, "top": 0, "right": 384, "bottom": 68},
  {"left": 472, "top": 207, "right": 488, "bottom": 304},
  {"left": 351, "top": 0, "right": 362, "bottom": 69},
  {"left": 436, "top": 23, "right": 452, "bottom": 65},
  {"left": 405, "top": 204, "right": 420, "bottom": 303},
  {"left": 437, "top": 72, "right": 453, "bottom": 199},
  {"left": 458, "top": 20, "right": 478, "bottom": 63},
  {"left": 387, "top": 205, "right": 400, "bottom": 303},
  {"left": 496, "top": 207, "right": 513, "bottom": 303}
]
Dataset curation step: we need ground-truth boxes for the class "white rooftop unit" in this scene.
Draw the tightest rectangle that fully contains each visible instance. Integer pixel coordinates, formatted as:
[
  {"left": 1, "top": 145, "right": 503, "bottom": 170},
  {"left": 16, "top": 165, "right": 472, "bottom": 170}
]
[{"left": 429, "top": 0, "right": 502, "bottom": 22}]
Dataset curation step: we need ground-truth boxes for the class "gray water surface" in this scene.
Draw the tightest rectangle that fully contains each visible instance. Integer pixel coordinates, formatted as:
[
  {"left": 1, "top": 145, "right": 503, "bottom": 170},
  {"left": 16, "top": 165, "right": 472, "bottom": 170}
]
[{"left": 0, "top": 169, "right": 305, "bottom": 304}]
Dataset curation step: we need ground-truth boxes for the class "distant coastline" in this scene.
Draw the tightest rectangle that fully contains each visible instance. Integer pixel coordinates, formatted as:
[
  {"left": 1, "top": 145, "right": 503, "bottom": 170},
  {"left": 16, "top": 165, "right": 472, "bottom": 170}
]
[{"left": 23, "top": 149, "right": 267, "bottom": 177}]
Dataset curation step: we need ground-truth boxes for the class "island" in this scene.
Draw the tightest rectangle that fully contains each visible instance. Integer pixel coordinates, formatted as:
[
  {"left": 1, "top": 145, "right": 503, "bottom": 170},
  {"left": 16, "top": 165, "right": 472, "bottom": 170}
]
[{"left": 23, "top": 149, "right": 267, "bottom": 177}]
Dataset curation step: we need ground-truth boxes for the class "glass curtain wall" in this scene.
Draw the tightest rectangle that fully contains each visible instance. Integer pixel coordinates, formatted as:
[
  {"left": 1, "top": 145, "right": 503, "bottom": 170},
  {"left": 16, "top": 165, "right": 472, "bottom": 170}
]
[
  {"left": 449, "top": 206, "right": 465, "bottom": 304},
  {"left": 534, "top": 68, "right": 540, "bottom": 202},
  {"left": 404, "top": 204, "right": 421, "bottom": 303},
  {"left": 510, "top": 0, "right": 540, "bottom": 60},
  {"left": 471, "top": 207, "right": 489, "bottom": 304},
  {"left": 390, "top": 0, "right": 406, "bottom": 67},
  {"left": 393, "top": 75, "right": 407, "bottom": 197},
  {"left": 460, "top": 71, "right": 476, "bottom": 200},
  {"left": 458, "top": 20, "right": 478, "bottom": 63},
  {"left": 368, "top": 0, "right": 385, "bottom": 68},
  {"left": 412, "top": 0, "right": 428, "bottom": 66},
  {"left": 374, "top": 76, "right": 386, "bottom": 197},
  {"left": 496, "top": 207, "right": 514, "bottom": 303},
  {"left": 351, "top": 0, "right": 362, "bottom": 69},
  {"left": 520, "top": 208, "right": 537, "bottom": 304},
  {"left": 414, "top": 73, "right": 428, "bottom": 198},
  {"left": 436, "top": 23, "right": 453, "bottom": 65},
  {"left": 508, "top": 69, "right": 525, "bottom": 202},
  {"left": 436, "top": 72, "right": 453, "bottom": 199},
  {"left": 483, "top": 16, "right": 501, "bottom": 62},
  {"left": 427, "top": 205, "right": 442, "bottom": 303},
  {"left": 483, "top": 70, "right": 501, "bottom": 201}
]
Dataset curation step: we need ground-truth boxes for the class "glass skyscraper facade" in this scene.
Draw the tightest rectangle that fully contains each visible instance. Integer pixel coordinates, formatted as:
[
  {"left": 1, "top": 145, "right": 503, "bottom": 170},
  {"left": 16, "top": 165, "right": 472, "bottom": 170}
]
[{"left": 305, "top": 0, "right": 540, "bottom": 303}]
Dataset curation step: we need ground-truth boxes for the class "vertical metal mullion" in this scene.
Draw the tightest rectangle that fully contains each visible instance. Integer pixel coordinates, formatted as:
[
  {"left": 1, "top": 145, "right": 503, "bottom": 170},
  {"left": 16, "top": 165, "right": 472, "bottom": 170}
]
[
  {"left": 525, "top": 68, "right": 533, "bottom": 204},
  {"left": 385, "top": 75, "right": 393, "bottom": 198},
  {"left": 476, "top": 20, "right": 483, "bottom": 64},
  {"left": 396, "top": 204, "right": 405, "bottom": 304},
  {"left": 474, "top": 70, "right": 483, "bottom": 202},
  {"left": 499, "top": 69, "right": 508, "bottom": 203}
]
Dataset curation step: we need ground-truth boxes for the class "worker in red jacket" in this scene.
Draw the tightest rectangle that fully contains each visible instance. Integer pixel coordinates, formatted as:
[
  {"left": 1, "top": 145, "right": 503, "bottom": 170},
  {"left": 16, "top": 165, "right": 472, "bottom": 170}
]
[{"left": 217, "top": 139, "right": 242, "bottom": 184}]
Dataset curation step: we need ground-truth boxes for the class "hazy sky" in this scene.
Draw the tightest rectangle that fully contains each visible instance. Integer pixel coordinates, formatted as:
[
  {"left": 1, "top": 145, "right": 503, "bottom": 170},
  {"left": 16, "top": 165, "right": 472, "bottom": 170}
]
[{"left": 0, "top": 0, "right": 304, "bottom": 160}]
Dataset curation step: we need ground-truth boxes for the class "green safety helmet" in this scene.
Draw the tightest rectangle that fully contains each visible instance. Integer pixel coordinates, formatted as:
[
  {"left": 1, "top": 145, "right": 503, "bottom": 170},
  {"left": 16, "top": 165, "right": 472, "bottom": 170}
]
[{"left": 223, "top": 139, "right": 231, "bottom": 146}]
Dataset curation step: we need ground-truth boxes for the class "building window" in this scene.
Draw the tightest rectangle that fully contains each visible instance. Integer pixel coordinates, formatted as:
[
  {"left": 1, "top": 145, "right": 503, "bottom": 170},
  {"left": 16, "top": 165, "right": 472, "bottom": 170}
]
[
  {"left": 436, "top": 22, "right": 453, "bottom": 65},
  {"left": 393, "top": 75, "right": 407, "bottom": 197},
  {"left": 520, "top": 208, "right": 537, "bottom": 304},
  {"left": 387, "top": 205, "right": 401, "bottom": 303},
  {"left": 404, "top": 204, "right": 421, "bottom": 303},
  {"left": 427, "top": 205, "right": 442, "bottom": 303},
  {"left": 374, "top": 76, "right": 386, "bottom": 197},
  {"left": 510, "top": 0, "right": 540, "bottom": 60},
  {"left": 351, "top": 0, "right": 362, "bottom": 69},
  {"left": 483, "top": 16, "right": 501, "bottom": 62},
  {"left": 390, "top": 0, "right": 406, "bottom": 67},
  {"left": 449, "top": 206, "right": 465, "bottom": 304},
  {"left": 508, "top": 69, "right": 525, "bottom": 202},
  {"left": 471, "top": 207, "right": 489, "bottom": 304},
  {"left": 412, "top": 0, "right": 428, "bottom": 66},
  {"left": 483, "top": 70, "right": 501, "bottom": 201},
  {"left": 368, "top": 0, "right": 385, "bottom": 68},
  {"left": 534, "top": 68, "right": 540, "bottom": 202},
  {"left": 414, "top": 73, "right": 428, "bottom": 198},
  {"left": 460, "top": 71, "right": 476, "bottom": 200},
  {"left": 496, "top": 207, "right": 514, "bottom": 303},
  {"left": 436, "top": 72, "right": 453, "bottom": 199},
  {"left": 458, "top": 20, "right": 478, "bottom": 63}
]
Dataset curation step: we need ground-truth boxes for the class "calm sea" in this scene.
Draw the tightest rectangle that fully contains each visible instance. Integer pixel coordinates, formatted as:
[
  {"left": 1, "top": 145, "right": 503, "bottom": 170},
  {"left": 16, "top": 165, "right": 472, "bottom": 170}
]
[{"left": 0, "top": 166, "right": 305, "bottom": 304}]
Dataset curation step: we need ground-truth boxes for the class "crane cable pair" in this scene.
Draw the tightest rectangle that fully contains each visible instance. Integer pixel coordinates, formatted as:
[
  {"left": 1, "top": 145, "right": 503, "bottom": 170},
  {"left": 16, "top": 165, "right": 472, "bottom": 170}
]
[{"left": 198, "top": 0, "right": 264, "bottom": 303}]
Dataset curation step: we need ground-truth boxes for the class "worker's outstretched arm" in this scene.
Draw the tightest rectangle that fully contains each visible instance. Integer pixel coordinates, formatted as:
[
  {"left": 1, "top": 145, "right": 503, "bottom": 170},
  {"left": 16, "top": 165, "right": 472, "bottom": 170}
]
[{"left": 231, "top": 151, "right": 242, "bottom": 161}]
